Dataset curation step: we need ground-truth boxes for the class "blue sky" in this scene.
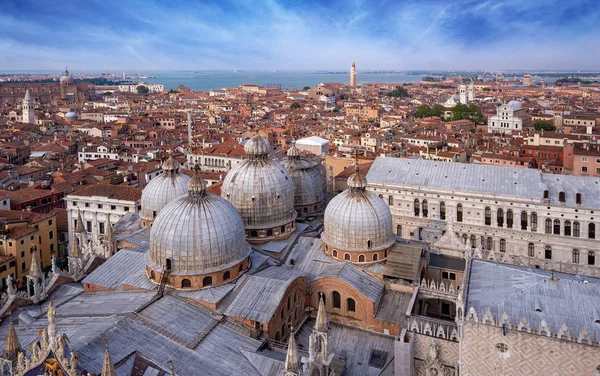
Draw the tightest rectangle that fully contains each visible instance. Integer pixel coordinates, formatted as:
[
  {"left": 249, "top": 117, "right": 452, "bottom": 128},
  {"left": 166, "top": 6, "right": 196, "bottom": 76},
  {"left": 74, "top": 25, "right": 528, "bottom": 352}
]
[{"left": 1, "top": 0, "right": 598, "bottom": 71}]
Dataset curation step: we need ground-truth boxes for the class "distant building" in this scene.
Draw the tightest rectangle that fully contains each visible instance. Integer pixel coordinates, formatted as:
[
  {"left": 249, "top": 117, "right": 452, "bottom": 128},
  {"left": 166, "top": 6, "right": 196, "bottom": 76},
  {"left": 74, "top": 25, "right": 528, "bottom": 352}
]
[
  {"left": 350, "top": 60, "right": 357, "bottom": 87},
  {"left": 487, "top": 100, "right": 525, "bottom": 134},
  {"left": 22, "top": 90, "right": 35, "bottom": 124},
  {"left": 459, "top": 84, "right": 468, "bottom": 104},
  {"left": 296, "top": 136, "right": 329, "bottom": 155},
  {"left": 118, "top": 83, "right": 164, "bottom": 93},
  {"left": 523, "top": 74, "right": 533, "bottom": 86}
]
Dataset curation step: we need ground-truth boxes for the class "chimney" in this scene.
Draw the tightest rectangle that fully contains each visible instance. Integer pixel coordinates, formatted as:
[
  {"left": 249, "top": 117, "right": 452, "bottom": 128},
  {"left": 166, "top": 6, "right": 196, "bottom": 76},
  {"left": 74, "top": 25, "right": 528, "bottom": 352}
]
[{"left": 26, "top": 206, "right": 32, "bottom": 212}]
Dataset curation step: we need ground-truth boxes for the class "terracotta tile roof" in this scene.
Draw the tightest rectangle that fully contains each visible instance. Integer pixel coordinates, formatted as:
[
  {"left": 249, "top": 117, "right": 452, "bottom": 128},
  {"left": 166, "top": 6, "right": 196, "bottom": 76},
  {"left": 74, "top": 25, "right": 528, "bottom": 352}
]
[
  {"left": 5, "top": 187, "right": 53, "bottom": 206},
  {"left": 8, "top": 226, "right": 37, "bottom": 239},
  {"left": 69, "top": 184, "right": 142, "bottom": 201},
  {"left": 0, "top": 209, "right": 54, "bottom": 224}
]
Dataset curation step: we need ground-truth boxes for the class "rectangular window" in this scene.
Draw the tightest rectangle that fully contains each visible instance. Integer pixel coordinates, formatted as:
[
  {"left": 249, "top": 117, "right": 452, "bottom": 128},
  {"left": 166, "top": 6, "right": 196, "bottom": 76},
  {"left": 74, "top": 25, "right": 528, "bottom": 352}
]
[
  {"left": 21, "top": 262, "right": 26, "bottom": 271},
  {"left": 582, "top": 157, "right": 588, "bottom": 163},
  {"left": 86, "top": 221, "right": 92, "bottom": 232},
  {"left": 49, "top": 231, "right": 53, "bottom": 240},
  {"left": 99, "top": 222, "right": 105, "bottom": 234},
  {"left": 50, "top": 244, "right": 55, "bottom": 253},
  {"left": 20, "top": 240, "right": 24, "bottom": 245},
  {"left": 111, "top": 205, "right": 116, "bottom": 210},
  {"left": 441, "top": 302, "right": 451, "bottom": 316},
  {"left": 85, "top": 202, "right": 90, "bottom": 207},
  {"left": 98, "top": 204, "right": 103, "bottom": 209},
  {"left": 20, "top": 251, "right": 25, "bottom": 258},
  {"left": 442, "top": 271, "right": 449, "bottom": 279},
  {"left": 124, "top": 206, "right": 130, "bottom": 212},
  {"left": 582, "top": 166, "right": 588, "bottom": 174},
  {"left": 449, "top": 273, "right": 456, "bottom": 280}
]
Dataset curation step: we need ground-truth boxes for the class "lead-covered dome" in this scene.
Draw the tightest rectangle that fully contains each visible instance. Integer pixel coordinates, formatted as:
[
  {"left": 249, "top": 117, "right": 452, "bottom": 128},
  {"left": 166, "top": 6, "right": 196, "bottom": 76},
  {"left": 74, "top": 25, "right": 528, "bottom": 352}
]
[
  {"left": 222, "top": 134, "right": 296, "bottom": 243},
  {"left": 322, "top": 165, "right": 395, "bottom": 263},
  {"left": 282, "top": 142, "right": 325, "bottom": 217},
  {"left": 60, "top": 68, "right": 74, "bottom": 85},
  {"left": 147, "top": 165, "right": 251, "bottom": 289},
  {"left": 140, "top": 155, "right": 191, "bottom": 228},
  {"left": 507, "top": 100, "right": 523, "bottom": 111}
]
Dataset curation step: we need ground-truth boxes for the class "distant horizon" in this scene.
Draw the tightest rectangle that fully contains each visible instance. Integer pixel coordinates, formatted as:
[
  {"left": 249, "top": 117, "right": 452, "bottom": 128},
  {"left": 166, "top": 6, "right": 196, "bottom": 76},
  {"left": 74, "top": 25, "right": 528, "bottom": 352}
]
[{"left": 1, "top": 0, "right": 599, "bottom": 71}]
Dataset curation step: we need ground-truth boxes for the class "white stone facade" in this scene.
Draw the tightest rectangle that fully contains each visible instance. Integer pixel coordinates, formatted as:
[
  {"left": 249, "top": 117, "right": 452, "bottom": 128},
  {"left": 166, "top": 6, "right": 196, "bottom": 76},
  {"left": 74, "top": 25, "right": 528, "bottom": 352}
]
[{"left": 487, "top": 101, "right": 524, "bottom": 134}]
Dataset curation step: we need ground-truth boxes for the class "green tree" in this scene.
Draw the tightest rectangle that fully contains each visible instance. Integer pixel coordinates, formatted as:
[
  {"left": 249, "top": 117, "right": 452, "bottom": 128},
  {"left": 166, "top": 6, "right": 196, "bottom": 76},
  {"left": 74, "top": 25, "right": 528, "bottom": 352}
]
[
  {"left": 415, "top": 104, "right": 432, "bottom": 118},
  {"left": 303, "top": 86, "right": 311, "bottom": 90},
  {"left": 467, "top": 104, "right": 486, "bottom": 123},
  {"left": 534, "top": 120, "right": 556, "bottom": 131},
  {"left": 431, "top": 104, "right": 445, "bottom": 117},
  {"left": 290, "top": 102, "right": 301, "bottom": 109},
  {"left": 102, "top": 91, "right": 113, "bottom": 96},
  {"left": 450, "top": 103, "right": 485, "bottom": 122},
  {"left": 386, "top": 86, "right": 409, "bottom": 98},
  {"left": 136, "top": 85, "right": 150, "bottom": 94}
]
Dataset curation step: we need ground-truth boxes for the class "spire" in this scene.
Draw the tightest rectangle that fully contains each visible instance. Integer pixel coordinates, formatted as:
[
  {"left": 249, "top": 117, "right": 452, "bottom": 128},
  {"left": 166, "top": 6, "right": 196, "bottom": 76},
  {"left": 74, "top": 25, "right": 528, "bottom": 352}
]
[
  {"left": 70, "top": 236, "right": 80, "bottom": 258},
  {"left": 284, "top": 328, "right": 299, "bottom": 373},
  {"left": 29, "top": 249, "right": 43, "bottom": 279},
  {"left": 105, "top": 215, "right": 114, "bottom": 242},
  {"left": 75, "top": 208, "right": 85, "bottom": 233},
  {"left": 161, "top": 153, "right": 180, "bottom": 176},
  {"left": 101, "top": 339, "right": 116, "bottom": 376},
  {"left": 24, "top": 89, "right": 31, "bottom": 101},
  {"left": 347, "top": 150, "right": 367, "bottom": 190},
  {"left": 3, "top": 316, "right": 22, "bottom": 361},
  {"left": 315, "top": 293, "right": 328, "bottom": 332},
  {"left": 351, "top": 59, "right": 356, "bottom": 68}
]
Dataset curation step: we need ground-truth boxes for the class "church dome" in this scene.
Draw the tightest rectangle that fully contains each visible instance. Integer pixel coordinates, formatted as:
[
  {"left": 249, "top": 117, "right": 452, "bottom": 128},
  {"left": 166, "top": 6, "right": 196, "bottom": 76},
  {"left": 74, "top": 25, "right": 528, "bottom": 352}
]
[
  {"left": 147, "top": 166, "right": 251, "bottom": 289},
  {"left": 64, "top": 111, "right": 78, "bottom": 120},
  {"left": 140, "top": 156, "right": 191, "bottom": 227},
  {"left": 507, "top": 100, "right": 523, "bottom": 111},
  {"left": 282, "top": 142, "right": 325, "bottom": 216},
  {"left": 60, "top": 68, "right": 74, "bottom": 85},
  {"left": 322, "top": 165, "right": 395, "bottom": 263},
  {"left": 222, "top": 134, "right": 296, "bottom": 243}
]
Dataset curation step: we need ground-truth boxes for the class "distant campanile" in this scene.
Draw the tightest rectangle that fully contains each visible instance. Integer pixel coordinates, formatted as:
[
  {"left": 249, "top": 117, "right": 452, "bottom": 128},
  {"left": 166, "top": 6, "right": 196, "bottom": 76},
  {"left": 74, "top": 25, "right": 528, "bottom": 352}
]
[{"left": 350, "top": 60, "right": 357, "bottom": 87}]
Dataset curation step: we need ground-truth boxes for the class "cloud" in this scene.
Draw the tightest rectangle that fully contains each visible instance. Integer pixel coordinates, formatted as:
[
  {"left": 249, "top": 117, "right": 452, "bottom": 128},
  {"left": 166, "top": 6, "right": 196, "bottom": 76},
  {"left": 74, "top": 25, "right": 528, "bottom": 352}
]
[{"left": 0, "top": 0, "right": 598, "bottom": 71}]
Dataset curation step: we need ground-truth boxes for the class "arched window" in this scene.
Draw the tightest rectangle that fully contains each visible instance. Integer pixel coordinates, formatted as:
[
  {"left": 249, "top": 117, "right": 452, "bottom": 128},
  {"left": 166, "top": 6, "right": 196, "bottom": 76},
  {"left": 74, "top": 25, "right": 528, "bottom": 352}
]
[
  {"left": 422, "top": 200, "right": 428, "bottom": 218},
  {"left": 332, "top": 250, "right": 338, "bottom": 258},
  {"left": 150, "top": 270, "right": 155, "bottom": 280},
  {"left": 367, "top": 240, "right": 372, "bottom": 249},
  {"left": 564, "top": 220, "right": 571, "bottom": 236},
  {"left": 520, "top": 211, "right": 527, "bottom": 230},
  {"left": 223, "top": 271, "right": 231, "bottom": 281},
  {"left": 396, "top": 225, "right": 402, "bottom": 236},
  {"left": 531, "top": 212, "right": 538, "bottom": 231},
  {"left": 373, "top": 253, "right": 378, "bottom": 261},
  {"left": 528, "top": 243, "right": 535, "bottom": 257},
  {"left": 506, "top": 209, "right": 513, "bottom": 228},
  {"left": 497, "top": 208, "right": 504, "bottom": 227},
  {"left": 553, "top": 219, "right": 560, "bottom": 235},
  {"left": 165, "top": 258, "right": 172, "bottom": 270},
  {"left": 484, "top": 207, "right": 491, "bottom": 226},
  {"left": 388, "top": 196, "right": 393, "bottom": 206},
  {"left": 358, "top": 254, "right": 365, "bottom": 263},
  {"left": 487, "top": 237, "right": 493, "bottom": 251},
  {"left": 250, "top": 230, "right": 258, "bottom": 238},
  {"left": 588, "top": 251, "right": 595, "bottom": 265},
  {"left": 181, "top": 278, "right": 191, "bottom": 288},
  {"left": 499, "top": 239, "right": 506, "bottom": 252},
  {"left": 379, "top": 194, "right": 383, "bottom": 199},
  {"left": 440, "top": 201, "right": 446, "bottom": 220},
  {"left": 203, "top": 276, "right": 212, "bottom": 287},
  {"left": 589, "top": 223, "right": 596, "bottom": 239},
  {"left": 559, "top": 191, "right": 566, "bottom": 203},
  {"left": 346, "top": 298, "right": 356, "bottom": 313},
  {"left": 414, "top": 199, "right": 420, "bottom": 216},
  {"left": 545, "top": 246, "right": 552, "bottom": 260},
  {"left": 470, "top": 235, "right": 476, "bottom": 249},
  {"left": 457, "top": 204, "right": 463, "bottom": 222},
  {"left": 332, "top": 291, "right": 341, "bottom": 309},
  {"left": 266, "top": 229, "right": 273, "bottom": 237},
  {"left": 543, "top": 190, "right": 549, "bottom": 200},
  {"left": 545, "top": 218, "right": 552, "bottom": 234},
  {"left": 462, "top": 234, "right": 468, "bottom": 243},
  {"left": 576, "top": 193, "right": 582, "bottom": 205},
  {"left": 573, "top": 221, "right": 580, "bottom": 237},
  {"left": 344, "top": 253, "right": 350, "bottom": 261},
  {"left": 572, "top": 249, "right": 580, "bottom": 264}
]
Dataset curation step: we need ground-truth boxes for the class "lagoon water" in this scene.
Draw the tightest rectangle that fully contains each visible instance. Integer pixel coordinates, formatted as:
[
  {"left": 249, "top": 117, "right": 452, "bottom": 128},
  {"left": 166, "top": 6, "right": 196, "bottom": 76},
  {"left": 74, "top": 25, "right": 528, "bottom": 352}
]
[{"left": 142, "top": 71, "right": 423, "bottom": 91}]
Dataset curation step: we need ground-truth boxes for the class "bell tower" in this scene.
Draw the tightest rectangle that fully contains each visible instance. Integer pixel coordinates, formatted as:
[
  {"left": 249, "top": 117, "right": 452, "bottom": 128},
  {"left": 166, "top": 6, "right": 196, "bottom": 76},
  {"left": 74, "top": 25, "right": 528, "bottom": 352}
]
[
  {"left": 22, "top": 90, "right": 35, "bottom": 124},
  {"left": 350, "top": 60, "right": 357, "bottom": 87}
]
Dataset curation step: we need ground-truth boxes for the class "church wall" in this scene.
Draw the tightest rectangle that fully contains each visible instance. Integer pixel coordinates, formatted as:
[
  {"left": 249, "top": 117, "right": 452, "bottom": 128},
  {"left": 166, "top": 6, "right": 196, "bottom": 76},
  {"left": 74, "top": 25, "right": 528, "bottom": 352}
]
[
  {"left": 411, "top": 333, "right": 458, "bottom": 368},
  {"left": 266, "top": 277, "right": 306, "bottom": 340},
  {"left": 461, "top": 321, "right": 600, "bottom": 375}
]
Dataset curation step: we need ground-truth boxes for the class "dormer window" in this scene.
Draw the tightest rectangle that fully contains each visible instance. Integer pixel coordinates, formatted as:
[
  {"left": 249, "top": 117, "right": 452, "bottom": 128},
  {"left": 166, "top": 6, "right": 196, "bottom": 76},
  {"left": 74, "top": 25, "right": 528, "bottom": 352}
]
[
  {"left": 576, "top": 193, "right": 582, "bottom": 205},
  {"left": 543, "top": 190, "right": 549, "bottom": 200},
  {"left": 559, "top": 192, "right": 566, "bottom": 203}
]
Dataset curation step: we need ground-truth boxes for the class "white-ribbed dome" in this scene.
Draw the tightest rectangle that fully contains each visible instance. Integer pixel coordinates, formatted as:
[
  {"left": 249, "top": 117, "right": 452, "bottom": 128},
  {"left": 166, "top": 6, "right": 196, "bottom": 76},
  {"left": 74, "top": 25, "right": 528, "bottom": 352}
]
[
  {"left": 65, "top": 111, "right": 78, "bottom": 120},
  {"left": 140, "top": 156, "right": 191, "bottom": 222},
  {"left": 148, "top": 169, "right": 250, "bottom": 276},
  {"left": 282, "top": 144, "right": 325, "bottom": 213},
  {"left": 60, "top": 69, "right": 74, "bottom": 85},
  {"left": 222, "top": 135, "right": 296, "bottom": 231},
  {"left": 322, "top": 168, "right": 394, "bottom": 252}
]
